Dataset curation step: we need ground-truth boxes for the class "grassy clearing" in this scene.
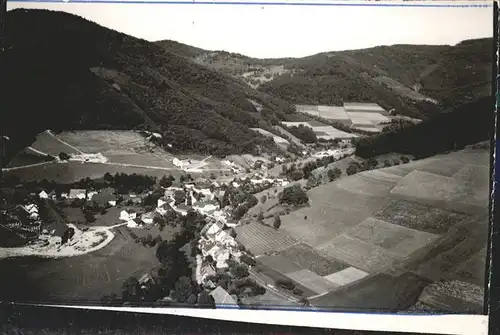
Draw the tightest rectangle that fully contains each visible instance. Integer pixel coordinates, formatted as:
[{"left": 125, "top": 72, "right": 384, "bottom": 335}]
[
  {"left": 257, "top": 255, "right": 303, "bottom": 274},
  {"left": 0, "top": 227, "right": 162, "bottom": 304},
  {"left": 345, "top": 217, "right": 438, "bottom": 257},
  {"left": 234, "top": 222, "right": 297, "bottom": 256},
  {"left": 309, "top": 272, "right": 429, "bottom": 312},
  {"left": 317, "top": 234, "right": 403, "bottom": 273},
  {"left": 31, "top": 131, "right": 81, "bottom": 156},
  {"left": 322, "top": 267, "right": 369, "bottom": 287},
  {"left": 451, "top": 164, "right": 490, "bottom": 189},
  {"left": 416, "top": 281, "right": 483, "bottom": 314},
  {"left": 3, "top": 161, "right": 184, "bottom": 183},
  {"left": 7, "top": 148, "right": 54, "bottom": 168},
  {"left": 373, "top": 199, "right": 470, "bottom": 235},
  {"left": 335, "top": 172, "right": 396, "bottom": 197},
  {"left": 277, "top": 243, "right": 348, "bottom": 276},
  {"left": 57, "top": 130, "right": 146, "bottom": 153},
  {"left": 452, "top": 247, "right": 487, "bottom": 287},
  {"left": 284, "top": 269, "right": 338, "bottom": 294}
]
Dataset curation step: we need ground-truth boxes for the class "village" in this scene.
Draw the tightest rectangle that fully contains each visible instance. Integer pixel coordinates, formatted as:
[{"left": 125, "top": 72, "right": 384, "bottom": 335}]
[{"left": 1, "top": 135, "right": 356, "bottom": 307}]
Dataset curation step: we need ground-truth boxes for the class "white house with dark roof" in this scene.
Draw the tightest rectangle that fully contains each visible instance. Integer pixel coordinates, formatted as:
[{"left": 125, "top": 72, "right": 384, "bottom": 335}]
[
  {"left": 69, "top": 189, "right": 86, "bottom": 199},
  {"left": 120, "top": 209, "right": 137, "bottom": 221}
]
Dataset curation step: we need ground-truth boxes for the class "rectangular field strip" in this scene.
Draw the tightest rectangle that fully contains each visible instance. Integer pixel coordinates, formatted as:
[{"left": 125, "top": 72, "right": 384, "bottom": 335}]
[
  {"left": 256, "top": 255, "right": 303, "bottom": 274},
  {"left": 277, "top": 243, "right": 348, "bottom": 276},
  {"left": 317, "top": 234, "right": 403, "bottom": 273},
  {"left": 373, "top": 199, "right": 470, "bottom": 235},
  {"left": 284, "top": 269, "right": 339, "bottom": 294},
  {"left": 234, "top": 222, "right": 298, "bottom": 256},
  {"left": 323, "top": 267, "right": 369, "bottom": 287},
  {"left": 345, "top": 217, "right": 438, "bottom": 256}
]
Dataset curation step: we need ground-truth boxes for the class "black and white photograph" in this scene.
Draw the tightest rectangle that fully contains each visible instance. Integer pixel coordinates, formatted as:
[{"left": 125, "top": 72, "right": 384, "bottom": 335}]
[{"left": 1, "top": 0, "right": 495, "bottom": 321}]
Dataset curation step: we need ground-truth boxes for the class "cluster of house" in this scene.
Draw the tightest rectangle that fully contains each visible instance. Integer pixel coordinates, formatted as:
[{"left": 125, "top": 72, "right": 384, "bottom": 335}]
[{"left": 57, "top": 188, "right": 118, "bottom": 207}]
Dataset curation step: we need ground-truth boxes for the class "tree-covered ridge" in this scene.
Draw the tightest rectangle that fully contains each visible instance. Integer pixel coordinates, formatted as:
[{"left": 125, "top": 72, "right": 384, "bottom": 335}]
[
  {"left": 354, "top": 96, "right": 494, "bottom": 159},
  {"left": 3, "top": 9, "right": 295, "bottom": 164},
  {"left": 159, "top": 37, "right": 493, "bottom": 121}
]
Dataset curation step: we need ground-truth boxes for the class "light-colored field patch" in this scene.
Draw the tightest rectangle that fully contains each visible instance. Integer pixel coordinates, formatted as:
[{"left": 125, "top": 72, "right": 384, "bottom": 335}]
[
  {"left": 257, "top": 255, "right": 303, "bottom": 274},
  {"left": 346, "top": 217, "right": 438, "bottom": 256},
  {"left": 391, "top": 170, "right": 487, "bottom": 209},
  {"left": 323, "top": 267, "right": 369, "bottom": 286},
  {"left": 343, "top": 102, "right": 386, "bottom": 113},
  {"left": 234, "top": 222, "right": 298, "bottom": 256},
  {"left": 452, "top": 164, "right": 490, "bottom": 189},
  {"left": 347, "top": 112, "right": 389, "bottom": 122},
  {"left": 353, "top": 127, "right": 383, "bottom": 133},
  {"left": 335, "top": 172, "right": 396, "bottom": 197},
  {"left": 364, "top": 169, "right": 404, "bottom": 184},
  {"left": 317, "top": 106, "right": 350, "bottom": 120},
  {"left": 57, "top": 130, "right": 147, "bottom": 153},
  {"left": 284, "top": 269, "right": 339, "bottom": 294},
  {"left": 317, "top": 234, "right": 403, "bottom": 273}
]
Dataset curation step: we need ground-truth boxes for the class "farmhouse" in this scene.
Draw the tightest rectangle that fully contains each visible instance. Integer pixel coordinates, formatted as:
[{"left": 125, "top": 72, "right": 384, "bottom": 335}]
[
  {"left": 69, "top": 189, "right": 86, "bottom": 199},
  {"left": 38, "top": 190, "right": 49, "bottom": 199},
  {"left": 200, "top": 264, "right": 216, "bottom": 282},
  {"left": 209, "top": 286, "right": 238, "bottom": 307},
  {"left": 204, "top": 221, "right": 224, "bottom": 240},
  {"left": 120, "top": 209, "right": 137, "bottom": 221},
  {"left": 92, "top": 188, "right": 117, "bottom": 206},
  {"left": 126, "top": 217, "right": 142, "bottom": 228},
  {"left": 157, "top": 198, "right": 168, "bottom": 208},
  {"left": 140, "top": 212, "right": 155, "bottom": 225},
  {"left": 86, "top": 191, "right": 98, "bottom": 201}
]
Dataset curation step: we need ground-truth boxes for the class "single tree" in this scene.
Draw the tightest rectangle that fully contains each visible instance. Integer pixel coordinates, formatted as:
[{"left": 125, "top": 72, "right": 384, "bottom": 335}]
[{"left": 273, "top": 215, "right": 281, "bottom": 229}]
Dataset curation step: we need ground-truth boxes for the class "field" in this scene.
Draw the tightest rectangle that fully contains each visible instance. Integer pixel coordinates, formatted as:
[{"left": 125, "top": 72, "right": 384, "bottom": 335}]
[
  {"left": 234, "top": 222, "right": 298, "bottom": 256},
  {"left": 0, "top": 227, "right": 163, "bottom": 303},
  {"left": 277, "top": 243, "right": 348, "bottom": 276},
  {"left": 257, "top": 255, "right": 303, "bottom": 274},
  {"left": 317, "top": 234, "right": 404, "bottom": 273},
  {"left": 30, "top": 131, "right": 82, "bottom": 156},
  {"left": 295, "top": 104, "right": 392, "bottom": 132},
  {"left": 250, "top": 128, "right": 289, "bottom": 145},
  {"left": 346, "top": 217, "right": 438, "bottom": 256},
  {"left": 323, "top": 267, "right": 369, "bottom": 287},
  {"left": 317, "top": 106, "right": 351, "bottom": 120},
  {"left": 284, "top": 269, "right": 338, "bottom": 294},
  {"left": 415, "top": 280, "right": 484, "bottom": 313},
  {"left": 252, "top": 262, "right": 316, "bottom": 298},
  {"left": 373, "top": 199, "right": 469, "bottom": 235},
  {"left": 7, "top": 148, "right": 55, "bottom": 168},
  {"left": 3, "top": 161, "right": 185, "bottom": 183},
  {"left": 309, "top": 272, "right": 430, "bottom": 312},
  {"left": 310, "top": 125, "right": 357, "bottom": 140}
]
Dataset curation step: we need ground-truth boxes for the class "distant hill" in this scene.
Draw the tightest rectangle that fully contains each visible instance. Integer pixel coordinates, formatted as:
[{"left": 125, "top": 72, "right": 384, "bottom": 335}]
[
  {"left": 156, "top": 38, "right": 494, "bottom": 120},
  {"left": 3, "top": 9, "right": 297, "bottom": 166}
]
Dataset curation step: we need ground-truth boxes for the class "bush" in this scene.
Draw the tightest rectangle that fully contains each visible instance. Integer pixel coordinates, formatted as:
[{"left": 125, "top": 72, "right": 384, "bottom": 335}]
[
  {"left": 240, "top": 254, "right": 256, "bottom": 266},
  {"left": 273, "top": 215, "right": 281, "bottom": 229},
  {"left": 400, "top": 156, "right": 410, "bottom": 164},
  {"left": 279, "top": 185, "right": 309, "bottom": 206},
  {"left": 260, "top": 195, "right": 267, "bottom": 204},
  {"left": 275, "top": 279, "right": 295, "bottom": 290}
]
